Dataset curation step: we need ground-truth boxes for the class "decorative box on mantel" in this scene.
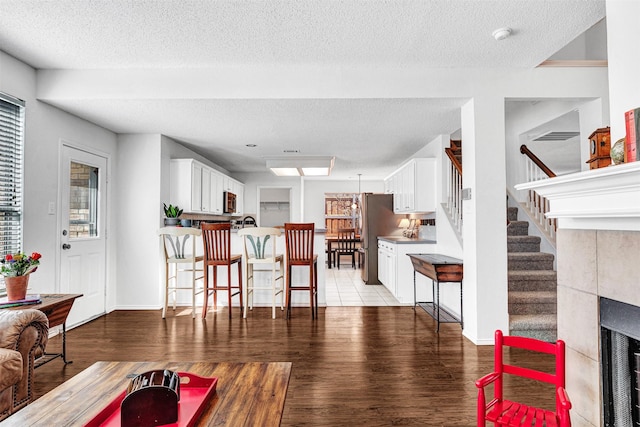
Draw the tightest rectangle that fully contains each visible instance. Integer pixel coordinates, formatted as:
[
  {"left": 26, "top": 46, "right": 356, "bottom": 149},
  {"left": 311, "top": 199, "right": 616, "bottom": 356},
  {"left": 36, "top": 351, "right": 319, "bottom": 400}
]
[{"left": 515, "top": 161, "right": 640, "bottom": 231}]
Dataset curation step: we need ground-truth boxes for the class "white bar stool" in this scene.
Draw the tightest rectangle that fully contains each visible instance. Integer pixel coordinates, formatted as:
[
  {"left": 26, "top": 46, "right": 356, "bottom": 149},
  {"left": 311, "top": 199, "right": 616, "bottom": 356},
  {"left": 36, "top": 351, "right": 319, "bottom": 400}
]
[
  {"left": 158, "top": 226, "right": 204, "bottom": 318},
  {"left": 238, "top": 227, "right": 285, "bottom": 319}
]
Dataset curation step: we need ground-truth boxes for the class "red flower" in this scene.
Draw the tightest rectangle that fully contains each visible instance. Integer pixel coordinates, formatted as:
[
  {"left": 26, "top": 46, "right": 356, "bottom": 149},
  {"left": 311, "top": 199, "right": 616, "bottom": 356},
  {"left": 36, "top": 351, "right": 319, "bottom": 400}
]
[
  {"left": 31, "top": 252, "right": 41, "bottom": 260},
  {"left": 5, "top": 254, "right": 12, "bottom": 261}
]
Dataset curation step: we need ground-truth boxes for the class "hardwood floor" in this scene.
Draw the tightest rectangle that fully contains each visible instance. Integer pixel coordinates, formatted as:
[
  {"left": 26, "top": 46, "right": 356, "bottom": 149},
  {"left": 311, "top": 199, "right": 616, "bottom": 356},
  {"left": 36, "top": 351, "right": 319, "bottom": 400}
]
[{"left": 33, "top": 307, "right": 558, "bottom": 426}]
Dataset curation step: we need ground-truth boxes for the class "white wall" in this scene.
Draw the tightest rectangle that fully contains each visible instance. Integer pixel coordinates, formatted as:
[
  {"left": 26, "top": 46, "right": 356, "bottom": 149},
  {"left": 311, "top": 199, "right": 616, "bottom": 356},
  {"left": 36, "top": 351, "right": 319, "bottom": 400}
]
[
  {"left": 0, "top": 51, "right": 119, "bottom": 313},
  {"left": 234, "top": 172, "right": 302, "bottom": 221},
  {"left": 606, "top": 0, "right": 640, "bottom": 142},
  {"left": 258, "top": 188, "right": 291, "bottom": 227},
  {"left": 116, "top": 134, "right": 162, "bottom": 308},
  {"left": 505, "top": 99, "right": 607, "bottom": 198}
]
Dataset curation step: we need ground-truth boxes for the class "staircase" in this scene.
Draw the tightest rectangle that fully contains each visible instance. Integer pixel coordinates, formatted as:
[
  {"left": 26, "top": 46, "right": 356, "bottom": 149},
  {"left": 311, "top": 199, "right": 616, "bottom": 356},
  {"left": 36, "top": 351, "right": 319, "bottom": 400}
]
[{"left": 507, "top": 206, "right": 557, "bottom": 342}]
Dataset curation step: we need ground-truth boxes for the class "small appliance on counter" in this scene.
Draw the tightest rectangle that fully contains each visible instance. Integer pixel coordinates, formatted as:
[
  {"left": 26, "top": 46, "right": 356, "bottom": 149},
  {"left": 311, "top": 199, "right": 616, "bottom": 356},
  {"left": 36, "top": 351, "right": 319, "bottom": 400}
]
[{"left": 242, "top": 216, "right": 257, "bottom": 227}]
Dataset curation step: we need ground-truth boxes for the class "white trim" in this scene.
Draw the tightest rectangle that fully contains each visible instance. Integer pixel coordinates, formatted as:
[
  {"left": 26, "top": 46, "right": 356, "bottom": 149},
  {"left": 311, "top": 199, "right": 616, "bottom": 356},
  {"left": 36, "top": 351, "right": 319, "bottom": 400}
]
[{"left": 515, "top": 162, "right": 640, "bottom": 231}]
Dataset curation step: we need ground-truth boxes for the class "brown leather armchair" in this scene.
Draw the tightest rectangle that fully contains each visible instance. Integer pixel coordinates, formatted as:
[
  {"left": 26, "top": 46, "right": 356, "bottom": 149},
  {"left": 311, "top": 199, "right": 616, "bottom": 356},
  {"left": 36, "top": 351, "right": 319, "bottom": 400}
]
[{"left": 0, "top": 309, "right": 48, "bottom": 421}]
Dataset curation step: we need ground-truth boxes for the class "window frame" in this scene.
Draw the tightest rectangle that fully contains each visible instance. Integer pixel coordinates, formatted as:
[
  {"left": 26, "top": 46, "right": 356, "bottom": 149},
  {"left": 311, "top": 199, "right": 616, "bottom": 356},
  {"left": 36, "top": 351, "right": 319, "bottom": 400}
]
[{"left": 0, "top": 92, "right": 26, "bottom": 294}]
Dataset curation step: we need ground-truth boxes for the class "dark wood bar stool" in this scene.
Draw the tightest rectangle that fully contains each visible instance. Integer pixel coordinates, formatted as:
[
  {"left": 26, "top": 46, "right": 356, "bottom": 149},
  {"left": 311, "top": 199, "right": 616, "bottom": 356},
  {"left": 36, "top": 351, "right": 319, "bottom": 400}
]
[
  {"left": 284, "top": 223, "right": 318, "bottom": 319},
  {"left": 201, "top": 222, "right": 243, "bottom": 318}
]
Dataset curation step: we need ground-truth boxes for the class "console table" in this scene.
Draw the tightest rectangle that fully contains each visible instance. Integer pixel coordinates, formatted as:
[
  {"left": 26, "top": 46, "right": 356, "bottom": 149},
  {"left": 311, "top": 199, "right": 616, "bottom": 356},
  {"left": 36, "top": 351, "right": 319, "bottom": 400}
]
[
  {"left": 5, "top": 293, "right": 82, "bottom": 367},
  {"left": 408, "top": 254, "right": 463, "bottom": 332},
  {"left": 3, "top": 361, "right": 292, "bottom": 426}
]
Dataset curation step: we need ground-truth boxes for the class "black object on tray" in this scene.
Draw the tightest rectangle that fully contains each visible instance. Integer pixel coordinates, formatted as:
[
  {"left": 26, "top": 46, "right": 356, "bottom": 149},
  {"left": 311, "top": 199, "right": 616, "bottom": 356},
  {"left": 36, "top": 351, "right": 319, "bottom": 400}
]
[{"left": 121, "top": 370, "right": 180, "bottom": 427}]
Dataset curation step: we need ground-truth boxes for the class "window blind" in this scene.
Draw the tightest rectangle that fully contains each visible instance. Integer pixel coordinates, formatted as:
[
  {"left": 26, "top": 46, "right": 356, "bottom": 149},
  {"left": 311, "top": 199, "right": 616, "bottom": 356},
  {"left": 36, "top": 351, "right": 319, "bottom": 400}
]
[{"left": 0, "top": 93, "right": 25, "bottom": 261}]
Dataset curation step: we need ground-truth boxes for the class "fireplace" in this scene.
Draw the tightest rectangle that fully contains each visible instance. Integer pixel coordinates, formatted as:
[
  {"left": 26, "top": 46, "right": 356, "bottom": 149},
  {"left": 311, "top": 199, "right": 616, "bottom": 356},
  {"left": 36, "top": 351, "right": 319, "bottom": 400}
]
[
  {"left": 601, "top": 297, "right": 640, "bottom": 426},
  {"left": 517, "top": 161, "right": 640, "bottom": 426}
]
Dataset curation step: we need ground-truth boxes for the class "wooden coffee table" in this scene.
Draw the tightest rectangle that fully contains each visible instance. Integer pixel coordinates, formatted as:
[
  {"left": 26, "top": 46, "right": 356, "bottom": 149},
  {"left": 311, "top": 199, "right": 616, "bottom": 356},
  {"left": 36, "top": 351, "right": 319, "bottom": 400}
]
[{"left": 4, "top": 361, "right": 291, "bottom": 426}]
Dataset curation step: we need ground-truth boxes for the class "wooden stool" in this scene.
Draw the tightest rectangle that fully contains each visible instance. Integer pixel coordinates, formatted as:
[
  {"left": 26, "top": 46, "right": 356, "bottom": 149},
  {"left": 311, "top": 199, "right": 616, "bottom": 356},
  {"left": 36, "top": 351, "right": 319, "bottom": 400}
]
[
  {"left": 284, "top": 223, "right": 318, "bottom": 319},
  {"left": 201, "top": 223, "right": 242, "bottom": 318}
]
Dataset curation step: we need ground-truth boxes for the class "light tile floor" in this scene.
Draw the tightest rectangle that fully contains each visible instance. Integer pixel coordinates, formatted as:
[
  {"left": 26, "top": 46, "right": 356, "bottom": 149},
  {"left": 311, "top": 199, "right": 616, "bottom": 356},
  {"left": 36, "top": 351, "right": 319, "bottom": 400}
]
[{"left": 324, "top": 266, "right": 403, "bottom": 306}]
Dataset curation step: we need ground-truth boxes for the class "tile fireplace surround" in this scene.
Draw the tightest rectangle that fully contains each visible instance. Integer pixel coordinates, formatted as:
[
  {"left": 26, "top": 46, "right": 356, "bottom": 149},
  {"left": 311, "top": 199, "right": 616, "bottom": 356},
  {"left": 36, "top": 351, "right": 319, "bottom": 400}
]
[{"left": 517, "top": 162, "right": 640, "bottom": 427}]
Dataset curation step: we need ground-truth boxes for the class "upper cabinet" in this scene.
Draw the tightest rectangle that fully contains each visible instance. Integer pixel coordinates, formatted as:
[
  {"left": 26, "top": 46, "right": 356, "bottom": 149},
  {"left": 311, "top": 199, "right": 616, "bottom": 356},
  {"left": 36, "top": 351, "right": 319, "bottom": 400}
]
[
  {"left": 384, "top": 158, "right": 436, "bottom": 213},
  {"left": 170, "top": 159, "right": 244, "bottom": 216}
]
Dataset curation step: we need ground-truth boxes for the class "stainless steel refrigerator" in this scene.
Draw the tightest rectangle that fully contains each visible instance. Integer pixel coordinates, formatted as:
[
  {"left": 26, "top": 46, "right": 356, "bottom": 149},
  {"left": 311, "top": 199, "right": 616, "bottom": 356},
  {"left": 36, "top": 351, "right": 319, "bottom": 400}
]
[{"left": 359, "top": 193, "right": 402, "bottom": 284}]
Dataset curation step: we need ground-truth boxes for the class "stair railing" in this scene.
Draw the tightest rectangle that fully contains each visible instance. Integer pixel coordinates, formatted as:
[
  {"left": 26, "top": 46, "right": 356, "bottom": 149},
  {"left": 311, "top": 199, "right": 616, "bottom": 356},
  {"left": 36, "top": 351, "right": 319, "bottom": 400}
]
[
  {"left": 519, "top": 144, "right": 557, "bottom": 242},
  {"left": 444, "top": 147, "right": 463, "bottom": 236}
]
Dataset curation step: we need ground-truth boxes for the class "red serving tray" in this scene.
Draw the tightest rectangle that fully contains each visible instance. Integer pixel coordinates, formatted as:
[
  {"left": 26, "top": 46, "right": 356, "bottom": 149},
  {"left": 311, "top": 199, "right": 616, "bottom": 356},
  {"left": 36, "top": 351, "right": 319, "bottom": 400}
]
[{"left": 84, "top": 372, "right": 218, "bottom": 427}]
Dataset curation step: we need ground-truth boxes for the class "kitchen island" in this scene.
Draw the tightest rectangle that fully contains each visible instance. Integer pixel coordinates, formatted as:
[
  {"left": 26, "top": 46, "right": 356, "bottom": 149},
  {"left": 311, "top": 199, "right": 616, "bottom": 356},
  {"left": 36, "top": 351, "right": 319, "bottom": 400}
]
[{"left": 164, "top": 227, "right": 327, "bottom": 312}]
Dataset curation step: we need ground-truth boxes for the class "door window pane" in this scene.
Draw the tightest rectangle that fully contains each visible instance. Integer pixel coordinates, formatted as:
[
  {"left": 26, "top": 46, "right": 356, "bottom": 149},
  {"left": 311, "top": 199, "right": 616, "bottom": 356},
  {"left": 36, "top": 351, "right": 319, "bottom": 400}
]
[{"left": 69, "top": 162, "right": 99, "bottom": 238}]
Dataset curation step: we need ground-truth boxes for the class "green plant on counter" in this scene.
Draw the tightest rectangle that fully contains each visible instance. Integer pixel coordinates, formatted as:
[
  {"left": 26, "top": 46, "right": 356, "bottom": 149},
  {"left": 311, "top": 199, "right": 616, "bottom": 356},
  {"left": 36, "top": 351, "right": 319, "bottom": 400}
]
[{"left": 163, "top": 203, "right": 183, "bottom": 218}]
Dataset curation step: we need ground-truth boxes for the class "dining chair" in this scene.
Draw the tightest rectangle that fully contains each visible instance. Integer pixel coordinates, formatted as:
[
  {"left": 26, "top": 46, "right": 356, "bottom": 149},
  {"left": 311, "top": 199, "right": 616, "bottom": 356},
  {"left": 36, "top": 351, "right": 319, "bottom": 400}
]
[
  {"left": 158, "top": 226, "right": 204, "bottom": 318},
  {"left": 237, "top": 227, "right": 285, "bottom": 319},
  {"left": 284, "top": 223, "right": 318, "bottom": 319},
  {"left": 334, "top": 228, "right": 358, "bottom": 269},
  {"left": 200, "top": 222, "right": 243, "bottom": 318}
]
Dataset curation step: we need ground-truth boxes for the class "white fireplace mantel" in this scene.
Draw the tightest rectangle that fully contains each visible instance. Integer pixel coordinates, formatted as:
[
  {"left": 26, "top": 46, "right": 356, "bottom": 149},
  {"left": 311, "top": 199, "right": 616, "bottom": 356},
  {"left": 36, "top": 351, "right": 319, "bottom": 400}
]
[{"left": 515, "top": 162, "right": 640, "bottom": 231}]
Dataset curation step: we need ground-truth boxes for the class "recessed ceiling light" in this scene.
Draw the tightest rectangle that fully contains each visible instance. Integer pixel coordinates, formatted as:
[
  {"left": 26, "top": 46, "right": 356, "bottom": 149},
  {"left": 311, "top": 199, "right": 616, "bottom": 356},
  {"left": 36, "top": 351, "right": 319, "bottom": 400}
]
[
  {"left": 265, "top": 156, "right": 335, "bottom": 177},
  {"left": 246, "top": 144, "right": 257, "bottom": 147},
  {"left": 492, "top": 27, "right": 512, "bottom": 41}
]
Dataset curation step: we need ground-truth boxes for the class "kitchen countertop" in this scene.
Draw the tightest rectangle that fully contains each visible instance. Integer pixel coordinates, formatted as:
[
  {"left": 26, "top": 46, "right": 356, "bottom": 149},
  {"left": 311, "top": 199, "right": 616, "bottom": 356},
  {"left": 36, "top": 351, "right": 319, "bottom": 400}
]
[{"left": 378, "top": 236, "right": 437, "bottom": 244}]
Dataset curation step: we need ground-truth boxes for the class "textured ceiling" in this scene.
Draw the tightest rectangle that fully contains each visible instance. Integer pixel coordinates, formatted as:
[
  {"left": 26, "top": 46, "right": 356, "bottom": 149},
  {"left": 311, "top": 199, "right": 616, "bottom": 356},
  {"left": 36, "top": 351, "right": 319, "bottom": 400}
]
[{"left": 0, "top": 0, "right": 605, "bottom": 178}]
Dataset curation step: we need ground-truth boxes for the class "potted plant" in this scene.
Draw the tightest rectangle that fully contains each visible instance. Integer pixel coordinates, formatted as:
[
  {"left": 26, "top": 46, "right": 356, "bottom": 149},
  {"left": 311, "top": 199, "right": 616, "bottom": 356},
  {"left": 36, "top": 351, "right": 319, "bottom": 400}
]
[
  {"left": 1, "top": 252, "right": 41, "bottom": 301},
  {"left": 163, "top": 203, "right": 183, "bottom": 226}
]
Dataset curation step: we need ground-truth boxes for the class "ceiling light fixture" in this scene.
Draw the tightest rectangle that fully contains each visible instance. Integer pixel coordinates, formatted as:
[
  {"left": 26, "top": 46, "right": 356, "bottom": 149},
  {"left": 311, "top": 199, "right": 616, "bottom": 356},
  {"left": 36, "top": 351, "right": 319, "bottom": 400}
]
[
  {"left": 492, "top": 27, "right": 512, "bottom": 41},
  {"left": 265, "top": 156, "right": 335, "bottom": 177}
]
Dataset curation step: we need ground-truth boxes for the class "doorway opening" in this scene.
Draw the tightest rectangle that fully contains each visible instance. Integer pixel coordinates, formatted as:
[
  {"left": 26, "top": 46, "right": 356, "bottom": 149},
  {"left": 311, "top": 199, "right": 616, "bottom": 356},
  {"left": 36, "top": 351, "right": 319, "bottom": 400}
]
[{"left": 258, "top": 187, "right": 291, "bottom": 227}]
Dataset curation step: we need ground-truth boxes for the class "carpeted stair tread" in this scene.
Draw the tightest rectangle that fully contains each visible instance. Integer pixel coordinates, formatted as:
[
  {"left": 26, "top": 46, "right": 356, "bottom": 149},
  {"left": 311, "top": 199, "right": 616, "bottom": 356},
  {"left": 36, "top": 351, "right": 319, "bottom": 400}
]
[
  {"left": 509, "top": 270, "right": 557, "bottom": 280},
  {"left": 507, "top": 207, "right": 519, "bottom": 222},
  {"left": 509, "top": 290, "right": 558, "bottom": 304},
  {"left": 509, "top": 328, "right": 557, "bottom": 342},
  {"left": 508, "top": 270, "right": 557, "bottom": 292},
  {"left": 507, "top": 221, "right": 529, "bottom": 236},
  {"left": 508, "top": 252, "right": 555, "bottom": 270},
  {"left": 510, "top": 314, "right": 557, "bottom": 330},
  {"left": 507, "top": 235, "right": 541, "bottom": 252},
  {"left": 508, "top": 291, "right": 557, "bottom": 315}
]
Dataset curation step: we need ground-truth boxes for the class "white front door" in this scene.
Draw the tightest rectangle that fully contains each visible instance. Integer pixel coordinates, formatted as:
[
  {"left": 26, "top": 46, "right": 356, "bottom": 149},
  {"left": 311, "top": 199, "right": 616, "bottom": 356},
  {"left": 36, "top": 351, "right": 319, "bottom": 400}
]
[{"left": 59, "top": 145, "right": 107, "bottom": 327}]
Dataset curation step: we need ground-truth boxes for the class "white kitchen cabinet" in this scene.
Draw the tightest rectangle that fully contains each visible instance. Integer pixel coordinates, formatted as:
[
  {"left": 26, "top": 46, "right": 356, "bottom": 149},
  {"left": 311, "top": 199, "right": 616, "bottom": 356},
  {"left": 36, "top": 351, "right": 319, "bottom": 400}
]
[
  {"left": 234, "top": 181, "right": 244, "bottom": 216},
  {"left": 170, "top": 159, "right": 243, "bottom": 215},
  {"left": 171, "top": 159, "right": 207, "bottom": 213},
  {"left": 384, "top": 158, "right": 436, "bottom": 213},
  {"left": 377, "top": 238, "right": 436, "bottom": 304},
  {"left": 377, "top": 240, "right": 396, "bottom": 296},
  {"left": 209, "top": 170, "right": 224, "bottom": 215}
]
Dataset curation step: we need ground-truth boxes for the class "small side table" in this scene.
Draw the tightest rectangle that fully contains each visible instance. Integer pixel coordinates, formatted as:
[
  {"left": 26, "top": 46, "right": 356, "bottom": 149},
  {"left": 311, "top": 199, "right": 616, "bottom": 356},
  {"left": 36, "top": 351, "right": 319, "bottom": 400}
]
[
  {"left": 6, "top": 293, "right": 83, "bottom": 367},
  {"left": 408, "top": 254, "right": 463, "bottom": 332}
]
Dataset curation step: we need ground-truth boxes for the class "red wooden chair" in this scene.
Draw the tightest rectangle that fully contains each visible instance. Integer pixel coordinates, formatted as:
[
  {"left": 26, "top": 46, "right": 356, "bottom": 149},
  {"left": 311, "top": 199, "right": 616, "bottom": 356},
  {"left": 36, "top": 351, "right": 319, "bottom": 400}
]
[{"left": 475, "top": 330, "right": 572, "bottom": 427}]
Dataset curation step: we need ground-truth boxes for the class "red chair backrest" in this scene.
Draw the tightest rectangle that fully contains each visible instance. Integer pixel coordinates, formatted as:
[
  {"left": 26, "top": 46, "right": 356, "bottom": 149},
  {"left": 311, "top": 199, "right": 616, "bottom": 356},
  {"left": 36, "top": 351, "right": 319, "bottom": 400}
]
[
  {"left": 201, "top": 222, "right": 232, "bottom": 263},
  {"left": 494, "top": 329, "right": 566, "bottom": 411},
  {"left": 284, "top": 223, "right": 315, "bottom": 265}
]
